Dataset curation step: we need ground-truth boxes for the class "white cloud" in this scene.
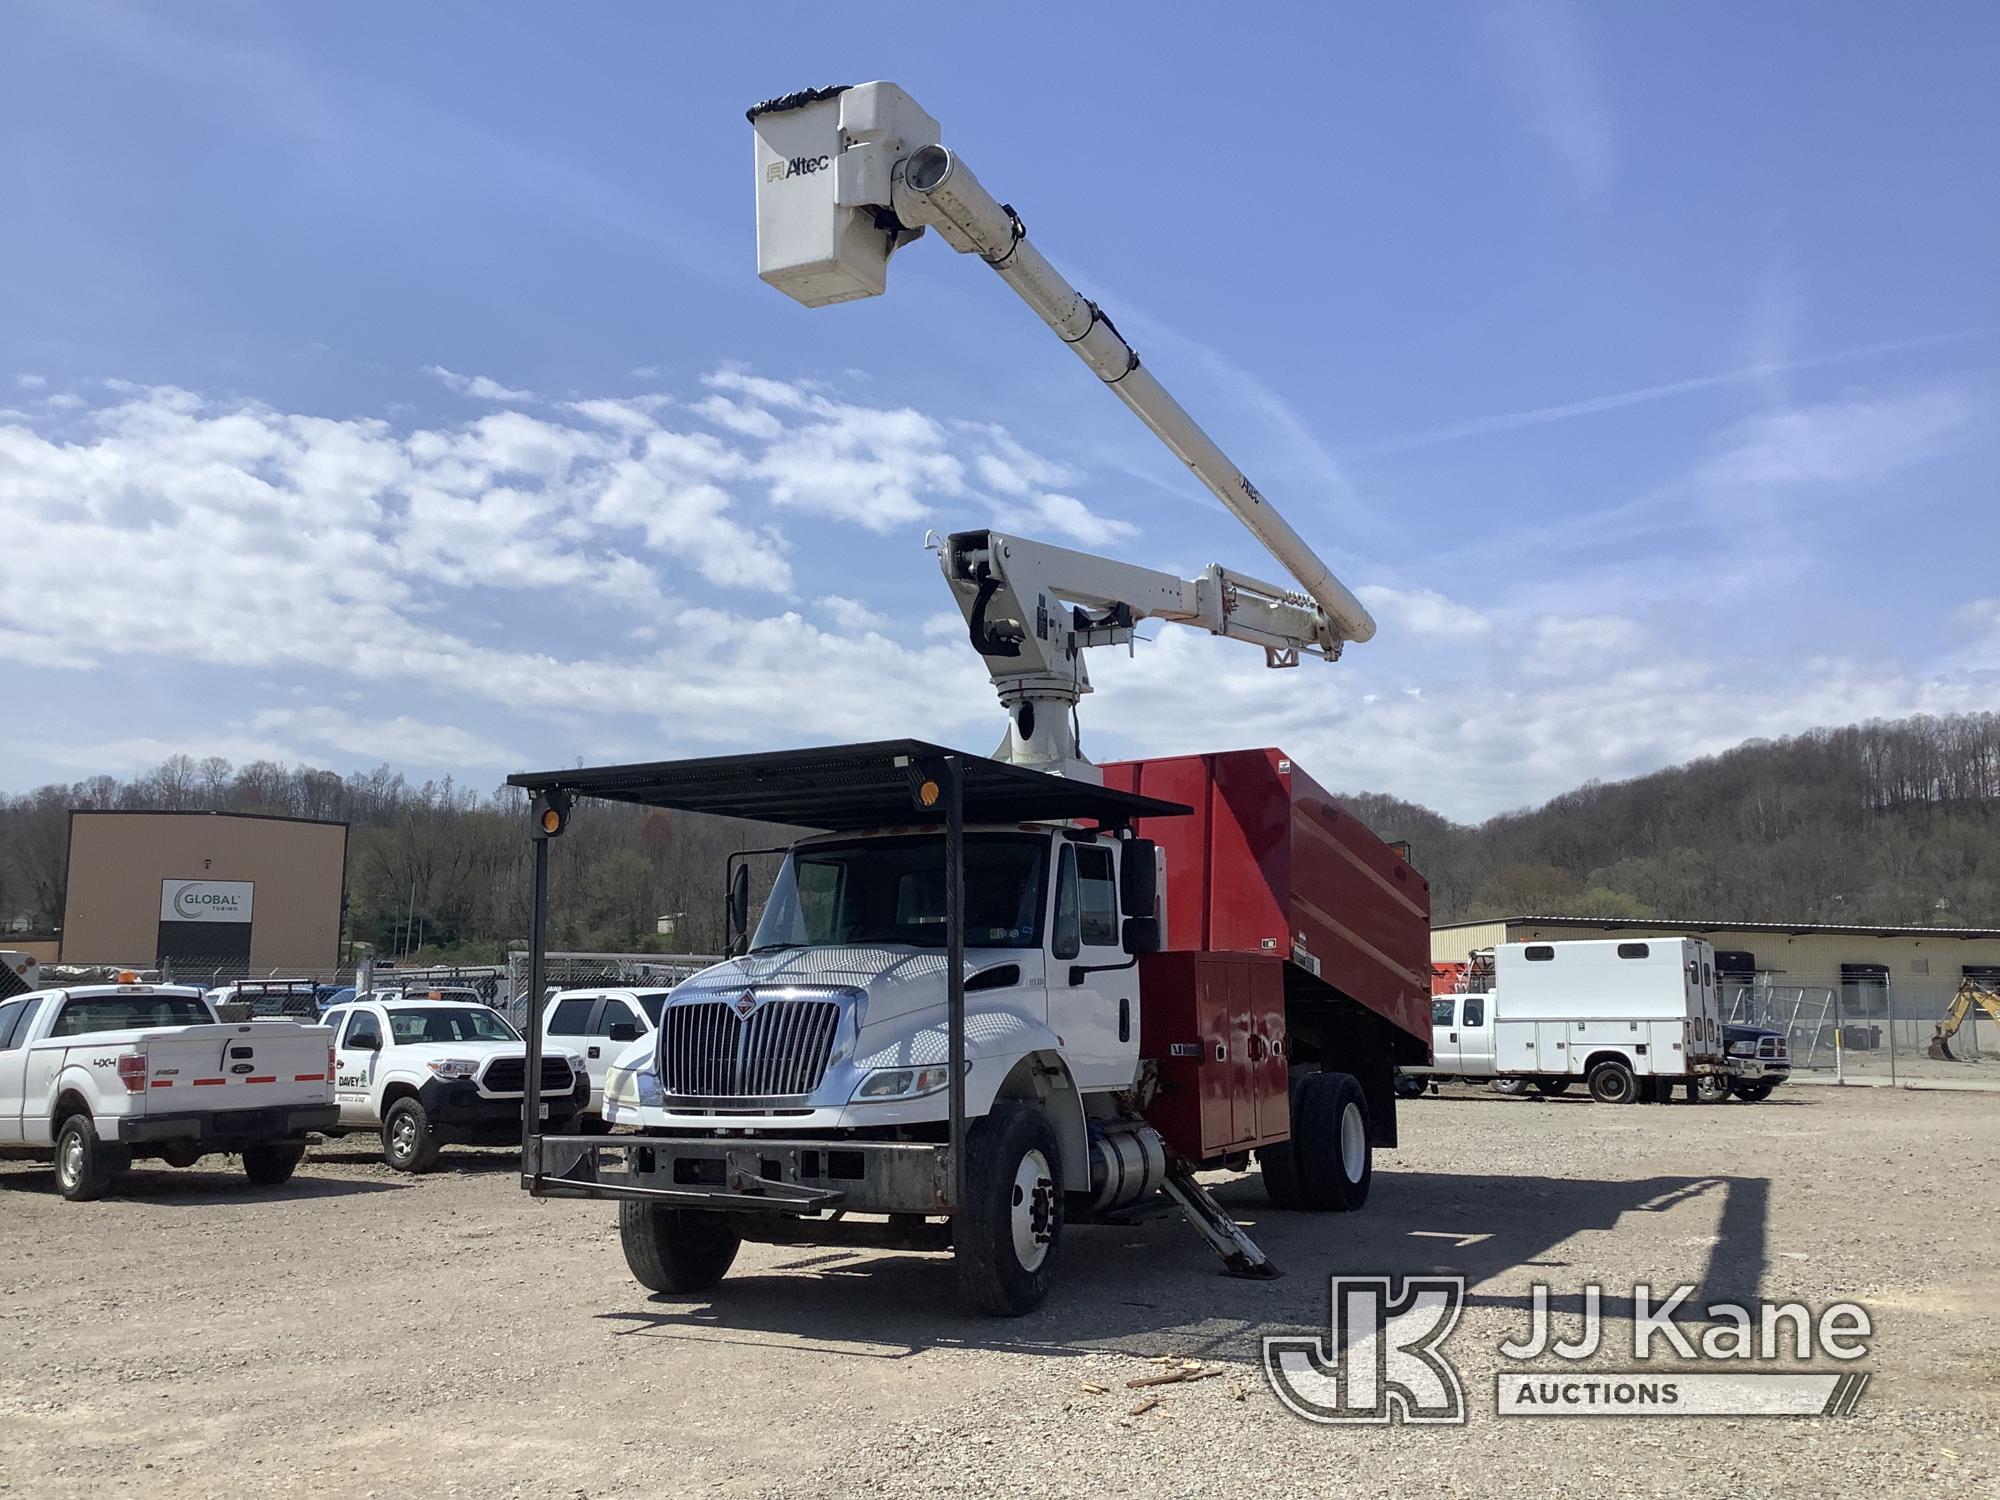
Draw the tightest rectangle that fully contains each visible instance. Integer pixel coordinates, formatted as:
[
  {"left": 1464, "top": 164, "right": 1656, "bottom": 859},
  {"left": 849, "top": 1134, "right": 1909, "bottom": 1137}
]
[
  {"left": 816, "top": 595, "right": 891, "bottom": 632},
  {"left": 249, "top": 707, "right": 516, "bottom": 768},
  {"left": 1014, "top": 493, "right": 1138, "bottom": 547},
  {"left": 1356, "top": 585, "right": 1492, "bottom": 641},
  {"left": 15, "top": 374, "right": 46, "bottom": 390},
  {"left": 1523, "top": 613, "right": 1649, "bottom": 676},
  {"left": 1481, "top": 0, "right": 1617, "bottom": 195},
  {"left": 1698, "top": 385, "right": 1986, "bottom": 490},
  {"left": 423, "top": 365, "right": 536, "bottom": 403}
]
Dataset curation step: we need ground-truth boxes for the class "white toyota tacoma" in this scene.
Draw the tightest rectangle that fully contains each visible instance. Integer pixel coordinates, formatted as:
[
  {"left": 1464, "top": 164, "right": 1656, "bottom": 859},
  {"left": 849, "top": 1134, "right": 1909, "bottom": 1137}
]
[
  {"left": 320, "top": 997, "right": 588, "bottom": 1171},
  {"left": 0, "top": 980, "right": 336, "bottom": 1200}
]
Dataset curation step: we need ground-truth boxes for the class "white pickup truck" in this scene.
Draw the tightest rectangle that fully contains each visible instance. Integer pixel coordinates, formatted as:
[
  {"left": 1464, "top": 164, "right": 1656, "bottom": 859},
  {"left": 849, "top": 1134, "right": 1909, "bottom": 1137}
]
[
  {"left": 320, "top": 997, "right": 589, "bottom": 1171},
  {"left": 541, "top": 987, "right": 672, "bottom": 1128},
  {"left": 0, "top": 980, "right": 336, "bottom": 1200}
]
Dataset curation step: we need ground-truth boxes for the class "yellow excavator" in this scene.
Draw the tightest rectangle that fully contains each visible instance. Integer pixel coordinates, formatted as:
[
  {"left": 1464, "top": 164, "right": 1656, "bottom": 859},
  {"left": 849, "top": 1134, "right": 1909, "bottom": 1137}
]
[{"left": 1926, "top": 978, "right": 2000, "bottom": 1061}]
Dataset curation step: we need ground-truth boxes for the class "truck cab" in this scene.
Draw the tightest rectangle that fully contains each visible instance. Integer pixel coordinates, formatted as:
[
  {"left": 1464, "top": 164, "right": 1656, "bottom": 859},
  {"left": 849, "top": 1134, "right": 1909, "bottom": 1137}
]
[{"left": 600, "top": 823, "right": 1142, "bottom": 1136}]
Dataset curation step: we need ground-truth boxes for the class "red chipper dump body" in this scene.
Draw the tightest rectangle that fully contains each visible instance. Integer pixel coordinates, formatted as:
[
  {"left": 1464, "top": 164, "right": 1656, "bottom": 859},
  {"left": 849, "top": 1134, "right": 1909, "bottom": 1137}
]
[{"left": 1101, "top": 748, "right": 1433, "bottom": 1163}]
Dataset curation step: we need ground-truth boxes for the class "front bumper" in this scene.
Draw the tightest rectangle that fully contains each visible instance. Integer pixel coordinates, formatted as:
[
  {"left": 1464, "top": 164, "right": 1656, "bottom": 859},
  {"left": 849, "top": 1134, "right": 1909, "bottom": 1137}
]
[
  {"left": 526, "top": 1132, "right": 953, "bottom": 1216},
  {"left": 122, "top": 1104, "right": 339, "bottom": 1148},
  {"left": 419, "top": 1078, "right": 585, "bottom": 1141},
  {"left": 1728, "top": 1059, "right": 1791, "bottom": 1081}
]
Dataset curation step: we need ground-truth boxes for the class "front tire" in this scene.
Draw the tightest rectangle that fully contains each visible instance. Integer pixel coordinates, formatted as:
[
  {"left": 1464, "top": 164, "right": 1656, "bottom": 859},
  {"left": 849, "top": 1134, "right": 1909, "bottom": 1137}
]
[
  {"left": 242, "top": 1142, "right": 306, "bottom": 1186},
  {"left": 55, "top": 1114, "right": 128, "bottom": 1202},
  {"left": 1534, "top": 1079, "right": 1571, "bottom": 1097},
  {"left": 1489, "top": 1077, "right": 1530, "bottom": 1096},
  {"left": 1587, "top": 1060, "right": 1638, "bottom": 1105},
  {"left": 955, "top": 1102, "right": 1063, "bottom": 1317},
  {"left": 619, "top": 1202, "right": 742, "bottom": 1293},
  {"left": 1732, "top": 1081, "right": 1779, "bottom": 1103},
  {"left": 381, "top": 1097, "right": 441, "bottom": 1172}
]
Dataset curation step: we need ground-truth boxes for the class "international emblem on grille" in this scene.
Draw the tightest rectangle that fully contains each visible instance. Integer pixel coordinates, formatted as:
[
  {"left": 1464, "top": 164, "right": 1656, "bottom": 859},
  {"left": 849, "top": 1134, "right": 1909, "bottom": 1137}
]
[{"left": 733, "top": 989, "right": 757, "bottom": 1018}]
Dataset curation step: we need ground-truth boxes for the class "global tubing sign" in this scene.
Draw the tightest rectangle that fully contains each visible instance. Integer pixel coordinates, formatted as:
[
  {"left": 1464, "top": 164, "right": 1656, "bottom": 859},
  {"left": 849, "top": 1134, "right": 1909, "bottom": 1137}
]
[{"left": 160, "top": 879, "right": 255, "bottom": 924}]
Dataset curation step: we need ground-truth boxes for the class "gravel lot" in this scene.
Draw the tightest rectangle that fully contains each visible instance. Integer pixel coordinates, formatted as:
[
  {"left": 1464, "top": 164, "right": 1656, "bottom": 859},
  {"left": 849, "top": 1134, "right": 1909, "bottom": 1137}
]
[{"left": 3, "top": 1086, "right": 1995, "bottom": 1499}]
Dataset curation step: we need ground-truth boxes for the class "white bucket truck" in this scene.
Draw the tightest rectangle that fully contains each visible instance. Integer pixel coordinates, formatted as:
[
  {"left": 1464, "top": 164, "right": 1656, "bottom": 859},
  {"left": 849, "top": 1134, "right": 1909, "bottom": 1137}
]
[{"left": 1409, "top": 939, "right": 1727, "bottom": 1103}]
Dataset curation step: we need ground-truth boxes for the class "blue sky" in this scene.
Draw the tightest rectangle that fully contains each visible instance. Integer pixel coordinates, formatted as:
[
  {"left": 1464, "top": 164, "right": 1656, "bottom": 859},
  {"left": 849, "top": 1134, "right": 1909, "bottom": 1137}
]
[{"left": 3, "top": 1, "right": 1995, "bottom": 819}]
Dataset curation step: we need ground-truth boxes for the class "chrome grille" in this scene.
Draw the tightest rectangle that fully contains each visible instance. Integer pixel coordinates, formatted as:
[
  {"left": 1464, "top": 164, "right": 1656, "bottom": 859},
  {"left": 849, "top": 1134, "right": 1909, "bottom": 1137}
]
[{"left": 662, "top": 998, "right": 841, "bottom": 1099}]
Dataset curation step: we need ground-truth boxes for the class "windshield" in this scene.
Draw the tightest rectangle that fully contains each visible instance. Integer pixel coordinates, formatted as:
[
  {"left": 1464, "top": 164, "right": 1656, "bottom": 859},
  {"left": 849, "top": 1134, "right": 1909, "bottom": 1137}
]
[
  {"left": 387, "top": 1007, "right": 518, "bottom": 1045},
  {"left": 752, "top": 833, "right": 1050, "bottom": 951},
  {"left": 50, "top": 995, "right": 213, "bottom": 1037}
]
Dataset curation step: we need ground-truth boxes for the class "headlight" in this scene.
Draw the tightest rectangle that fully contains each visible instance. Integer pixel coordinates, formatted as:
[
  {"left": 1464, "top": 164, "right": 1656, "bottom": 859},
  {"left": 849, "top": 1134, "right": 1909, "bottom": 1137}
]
[
  {"left": 427, "top": 1058, "right": 480, "bottom": 1079},
  {"left": 852, "top": 1065, "right": 952, "bottom": 1103},
  {"left": 1728, "top": 1040, "right": 1756, "bottom": 1057}
]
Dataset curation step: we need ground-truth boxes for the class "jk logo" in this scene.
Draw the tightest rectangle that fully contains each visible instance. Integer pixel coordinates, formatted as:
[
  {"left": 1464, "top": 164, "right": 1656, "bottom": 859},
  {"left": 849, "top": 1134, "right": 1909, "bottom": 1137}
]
[{"left": 1264, "top": 1276, "right": 1467, "bottom": 1424}]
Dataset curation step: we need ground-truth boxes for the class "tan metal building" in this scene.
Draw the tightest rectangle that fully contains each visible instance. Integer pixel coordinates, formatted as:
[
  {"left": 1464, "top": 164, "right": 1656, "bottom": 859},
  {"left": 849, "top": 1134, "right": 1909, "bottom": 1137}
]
[
  {"left": 60, "top": 811, "right": 348, "bottom": 972},
  {"left": 1432, "top": 915, "right": 2000, "bottom": 1026}
]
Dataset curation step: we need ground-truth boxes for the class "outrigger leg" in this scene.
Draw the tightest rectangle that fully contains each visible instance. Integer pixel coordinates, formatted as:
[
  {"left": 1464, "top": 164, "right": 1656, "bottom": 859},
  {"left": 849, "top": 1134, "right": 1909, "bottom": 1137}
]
[{"left": 1159, "top": 1157, "right": 1282, "bottom": 1280}]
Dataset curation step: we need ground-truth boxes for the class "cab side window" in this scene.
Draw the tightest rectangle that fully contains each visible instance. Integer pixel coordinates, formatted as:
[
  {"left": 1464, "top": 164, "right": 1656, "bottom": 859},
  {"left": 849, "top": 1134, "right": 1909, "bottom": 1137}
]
[
  {"left": 0, "top": 998, "right": 38, "bottom": 1050},
  {"left": 597, "top": 1001, "right": 640, "bottom": 1037},
  {"left": 1076, "top": 845, "right": 1118, "bottom": 947},
  {"left": 1462, "top": 997, "right": 1485, "bottom": 1027},
  {"left": 548, "top": 998, "right": 596, "bottom": 1035},
  {"left": 1431, "top": 997, "right": 1454, "bottom": 1027},
  {"left": 343, "top": 1010, "right": 382, "bottom": 1049},
  {"left": 1052, "top": 845, "right": 1081, "bottom": 961}
]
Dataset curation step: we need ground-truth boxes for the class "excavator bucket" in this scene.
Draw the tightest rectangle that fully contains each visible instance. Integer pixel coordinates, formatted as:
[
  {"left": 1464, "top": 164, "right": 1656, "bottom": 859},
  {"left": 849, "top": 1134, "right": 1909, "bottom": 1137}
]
[{"left": 1928, "top": 1035, "right": 1955, "bottom": 1062}]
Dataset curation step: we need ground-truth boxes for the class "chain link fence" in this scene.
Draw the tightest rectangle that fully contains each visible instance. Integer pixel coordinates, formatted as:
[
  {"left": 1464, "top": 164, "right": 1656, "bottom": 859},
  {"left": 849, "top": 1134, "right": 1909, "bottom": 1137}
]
[{"left": 1723, "top": 972, "right": 2000, "bottom": 1088}]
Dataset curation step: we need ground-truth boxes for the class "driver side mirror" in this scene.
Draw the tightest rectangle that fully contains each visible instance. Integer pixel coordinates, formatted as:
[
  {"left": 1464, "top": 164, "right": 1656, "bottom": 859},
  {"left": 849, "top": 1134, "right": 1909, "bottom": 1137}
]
[
  {"left": 1119, "top": 839, "right": 1158, "bottom": 919},
  {"left": 727, "top": 863, "right": 751, "bottom": 957},
  {"left": 607, "top": 1021, "right": 639, "bottom": 1043}
]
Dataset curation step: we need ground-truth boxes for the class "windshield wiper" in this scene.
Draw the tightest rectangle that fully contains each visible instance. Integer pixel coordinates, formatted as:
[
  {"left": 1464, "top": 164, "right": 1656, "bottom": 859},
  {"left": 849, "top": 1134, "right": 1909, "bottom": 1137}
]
[{"left": 747, "top": 942, "right": 803, "bottom": 954}]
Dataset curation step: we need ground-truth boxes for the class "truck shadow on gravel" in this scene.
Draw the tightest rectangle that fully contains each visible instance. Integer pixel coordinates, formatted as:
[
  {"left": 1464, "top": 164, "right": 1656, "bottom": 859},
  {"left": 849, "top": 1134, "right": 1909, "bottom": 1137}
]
[
  {"left": 596, "top": 1165, "right": 1768, "bottom": 1363},
  {"left": 0, "top": 1164, "right": 405, "bottom": 1202},
  {"left": 306, "top": 1143, "right": 523, "bottom": 1174}
]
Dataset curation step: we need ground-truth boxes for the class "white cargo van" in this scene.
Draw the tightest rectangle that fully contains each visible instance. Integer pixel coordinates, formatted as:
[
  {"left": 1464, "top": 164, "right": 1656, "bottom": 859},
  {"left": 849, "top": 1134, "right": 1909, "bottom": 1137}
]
[{"left": 1408, "top": 939, "right": 1728, "bottom": 1103}]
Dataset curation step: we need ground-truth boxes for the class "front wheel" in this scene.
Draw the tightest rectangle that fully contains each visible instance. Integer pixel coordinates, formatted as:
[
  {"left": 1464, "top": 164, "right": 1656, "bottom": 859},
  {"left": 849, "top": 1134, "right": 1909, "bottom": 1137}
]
[
  {"left": 1732, "top": 1081, "right": 1779, "bottom": 1103},
  {"left": 619, "top": 1202, "right": 742, "bottom": 1294},
  {"left": 242, "top": 1141, "right": 306, "bottom": 1186},
  {"left": 1533, "top": 1079, "right": 1571, "bottom": 1097},
  {"left": 381, "top": 1098, "right": 441, "bottom": 1173},
  {"left": 55, "top": 1114, "right": 128, "bottom": 1202},
  {"left": 955, "top": 1102, "right": 1063, "bottom": 1317},
  {"left": 1392, "top": 1073, "right": 1427, "bottom": 1101},
  {"left": 1489, "top": 1077, "right": 1530, "bottom": 1096},
  {"left": 1587, "top": 1060, "right": 1638, "bottom": 1105},
  {"left": 1694, "top": 1074, "right": 1732, "bottom": 1104}
]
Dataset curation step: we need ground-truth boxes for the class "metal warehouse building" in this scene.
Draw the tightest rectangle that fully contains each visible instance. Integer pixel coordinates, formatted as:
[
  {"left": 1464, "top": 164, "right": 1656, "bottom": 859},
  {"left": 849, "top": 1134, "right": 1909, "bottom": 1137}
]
[
  {"left": 1432, "top": 915, "right": 2000, "bottom": 1027},
  {"left": 60, "top": 811, "right": 348, "bottom": 972}
]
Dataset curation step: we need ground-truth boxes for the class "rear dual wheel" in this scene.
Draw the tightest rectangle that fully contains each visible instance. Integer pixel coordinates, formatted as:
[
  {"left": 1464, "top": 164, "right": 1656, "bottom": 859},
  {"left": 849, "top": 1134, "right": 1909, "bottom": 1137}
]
[{"left": 1261, "top": 1072, "right": 1372, "bottom": 1212}]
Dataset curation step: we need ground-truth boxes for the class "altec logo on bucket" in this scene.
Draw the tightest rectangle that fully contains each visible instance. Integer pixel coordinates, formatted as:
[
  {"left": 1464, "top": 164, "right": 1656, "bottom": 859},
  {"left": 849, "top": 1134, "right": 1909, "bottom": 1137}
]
[
  {"left": 1265, "top": 1277, "right": 1873, "bottom": 1423},
  {"left": 159, "top": 880, "right": 255, "bottom": 924}
]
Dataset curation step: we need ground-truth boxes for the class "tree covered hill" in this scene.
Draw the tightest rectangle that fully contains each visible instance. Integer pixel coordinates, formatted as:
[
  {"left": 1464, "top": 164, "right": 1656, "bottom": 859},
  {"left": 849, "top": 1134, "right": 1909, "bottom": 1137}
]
[
  {"left": 3, "top": 712, "right": 1996, "bottom": 961},
  {"left": 1346, "top": 712, "right": 2000, "bottom": 926}
]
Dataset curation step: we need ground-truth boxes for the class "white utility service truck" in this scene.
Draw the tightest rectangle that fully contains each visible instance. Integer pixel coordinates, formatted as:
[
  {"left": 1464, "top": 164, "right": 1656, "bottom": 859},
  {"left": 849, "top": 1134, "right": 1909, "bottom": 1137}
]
[
  {"left": 0, "top": 980, "right": 336, "bottom": 1199},
  {"left": 1408, "top": 939, "right": 1728, "bottom": 1103},
  {"left": 506, "top": 82, "right": 1437, "bottom": 1317}
]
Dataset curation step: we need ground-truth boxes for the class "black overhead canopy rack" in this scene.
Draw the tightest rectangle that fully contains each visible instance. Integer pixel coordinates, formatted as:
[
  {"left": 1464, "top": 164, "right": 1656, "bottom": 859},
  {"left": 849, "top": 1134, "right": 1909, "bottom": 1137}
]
[{"left": 506, "top": 738, "right": 1190, "bottom": 830}]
